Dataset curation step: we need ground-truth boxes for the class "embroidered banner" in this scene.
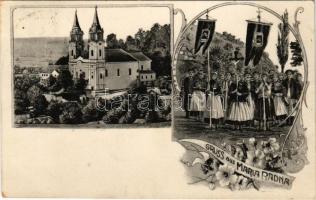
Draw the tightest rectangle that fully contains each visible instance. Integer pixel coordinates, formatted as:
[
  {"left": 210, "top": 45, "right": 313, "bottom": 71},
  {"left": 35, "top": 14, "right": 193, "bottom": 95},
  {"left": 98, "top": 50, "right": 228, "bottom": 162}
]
[
  {"left": 179, "top": 139, "right": 295, "bottom": 189},
  {"left": 194, "top": 18, "right": 216, "bottom": 55}
]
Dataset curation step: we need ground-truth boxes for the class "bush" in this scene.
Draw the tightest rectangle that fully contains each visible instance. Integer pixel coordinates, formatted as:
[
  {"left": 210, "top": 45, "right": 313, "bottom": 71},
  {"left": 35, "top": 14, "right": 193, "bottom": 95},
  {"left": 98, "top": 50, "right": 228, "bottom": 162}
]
[
  {"left": 47, "top": 100, "right": 63, "bottom": 122},
  {"left": 82, "top": 100, "right": 106, "bottom": 123},
  {"left": 33, "top": 95, "right": 49, "bottom": 116},
  {"left": 27, "top": 85, "right": 44, "bottom": 105},
  {"left": 102, "top": 107, "right": 125, "bottom": 124},
  {"left": 59, "top": 102, "right": 83, "bottom": 124},
  {"left": 14, "top": 89, "right": 29, "bottom": 114}
]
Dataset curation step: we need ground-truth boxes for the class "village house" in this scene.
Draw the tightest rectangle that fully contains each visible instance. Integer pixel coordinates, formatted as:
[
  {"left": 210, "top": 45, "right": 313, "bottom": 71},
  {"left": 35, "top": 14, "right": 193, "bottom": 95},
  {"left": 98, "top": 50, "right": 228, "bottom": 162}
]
[{"left": 68, "top": 7, "right": 156, "bottom": 96}]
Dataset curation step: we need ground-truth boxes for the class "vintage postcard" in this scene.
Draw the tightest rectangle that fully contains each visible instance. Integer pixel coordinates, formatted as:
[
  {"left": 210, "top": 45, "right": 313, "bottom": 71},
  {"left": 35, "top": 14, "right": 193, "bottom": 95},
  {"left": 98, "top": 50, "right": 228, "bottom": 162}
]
[{"left": 1, "top": 0, "right": 315, "bottom": 199}]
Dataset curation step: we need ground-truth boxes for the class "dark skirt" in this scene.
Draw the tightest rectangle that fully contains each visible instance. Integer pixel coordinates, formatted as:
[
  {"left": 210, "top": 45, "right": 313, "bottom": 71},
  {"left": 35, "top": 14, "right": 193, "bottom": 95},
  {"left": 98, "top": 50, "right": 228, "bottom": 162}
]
[{"left": 254, "top": 97, "right": 276, "bottom": 121}]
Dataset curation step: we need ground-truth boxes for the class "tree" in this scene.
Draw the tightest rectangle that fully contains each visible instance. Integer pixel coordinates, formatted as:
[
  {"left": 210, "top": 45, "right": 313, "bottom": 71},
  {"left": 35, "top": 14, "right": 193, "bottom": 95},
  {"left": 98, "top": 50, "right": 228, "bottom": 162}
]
[
  {"left": 118, "top": 39, "right": 126, "bottom": 49},
  {"left": 290, "top": 40, "right": 303, "bottom": 67},
  {"left": 276, "top": 10, "right": 289, "bottom": 73},
  {"left": 47, "top": 100, "right": 63, "bottom": 122},
  {"left": 125, "top": 35, "right": 138, "bottom": 51},
  {"left": 14, "top": 89, "right": 29, "bottom": 114},
  {"left": 82, "top": 99, "right": 106, "bottom": 123},
  {"left": 74, "top": 73, "right": 87, "bottom": 94},
  {"left": 55, "top": 55, "right": 69, "bottom": 65},
  {"left": 106, "top": 33, "right": 119, "bottom": 49},
  {"left": 27, "top": 85, "right": 44, "bottom": 105},
  {"left": 56, "top": 70, "right": 73, "bottom": 90},
  {"left": 135, "top": 28, "right": 146, "bottom": 50},
  {"left": 59, "top": 102, "right": 83, "bottom": 124},
  {"left": 33, "top": 95, "right": 48, "bottom": 116}
]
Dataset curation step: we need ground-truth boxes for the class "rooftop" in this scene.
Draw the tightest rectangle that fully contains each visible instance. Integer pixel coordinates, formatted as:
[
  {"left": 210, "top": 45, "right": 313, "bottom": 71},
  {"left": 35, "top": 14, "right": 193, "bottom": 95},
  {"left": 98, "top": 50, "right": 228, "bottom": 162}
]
[
  {"left": 105, "top": 49, "right": 137, "bottom": 62},
  {"left": 130, "top": 52, "right": 152, "bottom": 61}
]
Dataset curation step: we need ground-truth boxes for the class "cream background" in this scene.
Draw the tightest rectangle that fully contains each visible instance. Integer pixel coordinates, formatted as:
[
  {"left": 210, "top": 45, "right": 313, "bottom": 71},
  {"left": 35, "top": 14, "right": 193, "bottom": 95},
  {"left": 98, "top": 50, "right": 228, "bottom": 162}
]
[{"left": 1, "top": 1, "right": 315, "bottom": 198}]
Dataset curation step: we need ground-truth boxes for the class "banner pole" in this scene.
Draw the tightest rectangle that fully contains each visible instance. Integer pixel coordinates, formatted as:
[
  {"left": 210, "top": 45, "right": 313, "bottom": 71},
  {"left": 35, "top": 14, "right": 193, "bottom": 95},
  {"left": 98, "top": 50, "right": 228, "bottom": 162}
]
[
  {"left": 208, "top": 48, "right": 212, "bottom": 128},
  {"left": 262, "top": 64, "right": 266, "bottom": 131}
]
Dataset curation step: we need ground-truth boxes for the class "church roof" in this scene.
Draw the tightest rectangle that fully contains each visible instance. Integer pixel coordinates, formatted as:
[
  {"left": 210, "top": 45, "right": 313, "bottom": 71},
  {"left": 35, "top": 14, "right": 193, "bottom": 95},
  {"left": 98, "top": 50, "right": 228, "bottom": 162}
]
[
  {"left": 73, "top": 10, "right": 81, "bottom": 30},
  {"left": 105, "top": 49, "right": 138, "bottom": 62},
  {"left": 89, "top": 6, "right": 103, "bottom": 33},
  {"left": 71, "top": 10, "right": 83, "bottom": 34},
  {"left": 129, "top": 52, "right": 152, "bottom": 61}
]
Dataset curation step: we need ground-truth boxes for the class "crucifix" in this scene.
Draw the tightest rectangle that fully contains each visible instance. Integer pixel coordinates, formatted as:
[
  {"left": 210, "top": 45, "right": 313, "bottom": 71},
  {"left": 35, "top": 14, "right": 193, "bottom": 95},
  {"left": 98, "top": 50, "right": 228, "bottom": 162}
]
[{"left": 257, "top": 8, "right": 262, "bottom": 22}]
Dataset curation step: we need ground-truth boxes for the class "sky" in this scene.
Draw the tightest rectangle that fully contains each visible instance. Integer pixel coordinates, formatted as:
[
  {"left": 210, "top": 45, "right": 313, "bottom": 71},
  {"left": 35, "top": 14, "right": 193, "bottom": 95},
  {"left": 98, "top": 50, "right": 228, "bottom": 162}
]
[
  {"left": 171, "top": 1, "right": 313, "bottom": 73},
  {"left": 13, "top": 6, "right": 170, "bottom": 41},
  {"left": 13, "top": 2, "right": 313, "bottom": 73}
]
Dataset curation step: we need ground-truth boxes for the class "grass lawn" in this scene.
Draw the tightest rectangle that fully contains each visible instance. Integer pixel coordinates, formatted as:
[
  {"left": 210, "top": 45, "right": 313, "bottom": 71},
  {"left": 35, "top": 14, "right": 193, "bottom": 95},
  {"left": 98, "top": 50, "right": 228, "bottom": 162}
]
[{"left": 173, "top": 111, "right": 291, "bottom": 147}]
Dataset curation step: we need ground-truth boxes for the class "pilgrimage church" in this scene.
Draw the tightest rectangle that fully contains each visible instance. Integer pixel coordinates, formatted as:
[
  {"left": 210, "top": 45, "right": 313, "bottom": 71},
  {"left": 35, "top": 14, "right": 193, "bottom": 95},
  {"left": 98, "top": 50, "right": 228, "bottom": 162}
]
[{"left": 68, "top": 7, "right": 156, "bottom": 96}]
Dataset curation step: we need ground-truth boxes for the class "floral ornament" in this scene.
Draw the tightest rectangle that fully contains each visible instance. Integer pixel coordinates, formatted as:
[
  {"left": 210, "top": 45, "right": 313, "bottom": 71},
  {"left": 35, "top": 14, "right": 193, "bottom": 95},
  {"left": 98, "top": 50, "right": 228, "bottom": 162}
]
[
  {"left": 248, "top": 137, "right": 258, "bottom": 151},
  {"left": 261, "top": 138, "right": 280, "bottom": 154},
  {"left": 215, "top": 164, "right": 238, "bottom": 187},
  {"left": 230, "top": 175, "right": 249, "bottom": 191},
  {"left": 233, "top": 146, "right": 245, "bottom": 161},
  {"left": 201, "top": 156, "right": 221, "bottom": 175},
  {"left": 245, "top": 149, "right": 265, "bottom": 169}
]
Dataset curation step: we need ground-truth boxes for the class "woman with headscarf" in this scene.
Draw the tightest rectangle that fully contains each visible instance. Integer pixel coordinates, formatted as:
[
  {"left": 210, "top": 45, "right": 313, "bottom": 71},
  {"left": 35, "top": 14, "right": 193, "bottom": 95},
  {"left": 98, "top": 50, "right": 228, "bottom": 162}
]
[
  {"left": 255, "top": 73, "right": 276, "bottom": 131},
  {"left": 190, "top": 70, "right": 207, "bottom": 122},
  {"left": 205, "top": 72, "right": 224, "bottom": 129},
  {"left": 272, "top": 74, "right": 288, "bottom": 123},
  {"left": 227, "top": 73, "right": 252, "bottom": 131}
]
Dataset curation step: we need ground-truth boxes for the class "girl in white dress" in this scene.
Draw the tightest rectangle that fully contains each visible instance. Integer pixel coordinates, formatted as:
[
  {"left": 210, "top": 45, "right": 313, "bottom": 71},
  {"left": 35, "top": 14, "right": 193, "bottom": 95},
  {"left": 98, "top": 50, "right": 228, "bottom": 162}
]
[
  {"left": 190, "top": 70, "right": 207, "bottom": 122},
  {"left": 205, "top": 72, "right": 224, "bottom": 129}
]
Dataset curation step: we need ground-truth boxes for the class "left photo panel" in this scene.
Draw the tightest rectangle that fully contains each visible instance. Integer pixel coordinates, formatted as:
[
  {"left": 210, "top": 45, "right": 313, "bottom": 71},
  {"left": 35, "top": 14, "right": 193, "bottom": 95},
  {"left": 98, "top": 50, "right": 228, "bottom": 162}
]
[{"left": 12, "top": 5, "right": 172, "bottom": 128}]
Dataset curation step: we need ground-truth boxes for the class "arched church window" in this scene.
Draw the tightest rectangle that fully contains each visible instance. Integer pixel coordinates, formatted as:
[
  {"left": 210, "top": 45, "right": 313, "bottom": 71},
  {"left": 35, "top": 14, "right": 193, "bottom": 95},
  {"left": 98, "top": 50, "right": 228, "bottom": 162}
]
[
  {"left": 129, "top": 68, "right": 132, "bottom": 76},
  {"left": 117, "top": 69, "right": 120, "bottom": 76},
  {"left": 99, "top": 49, "right": 101, "bottom": 57},
  {"left": 105, "top": 70, "right": 108, "bottom": 77},
  {"left": 91, "top": 50, "right": 94, "bottom": 56},
  {"left": 100, "top": 73, "right": 103, "bottom": 79},
  {"left": 71, "top": 50, "right": 74, "bottom": 56}
]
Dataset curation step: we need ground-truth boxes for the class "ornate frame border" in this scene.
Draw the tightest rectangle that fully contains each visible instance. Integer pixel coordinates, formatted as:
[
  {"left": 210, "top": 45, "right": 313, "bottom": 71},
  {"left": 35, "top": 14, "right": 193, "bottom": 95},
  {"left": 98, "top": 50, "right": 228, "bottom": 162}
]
[{"left": 172, "top": 2, "right": 309, "bottom": 172}]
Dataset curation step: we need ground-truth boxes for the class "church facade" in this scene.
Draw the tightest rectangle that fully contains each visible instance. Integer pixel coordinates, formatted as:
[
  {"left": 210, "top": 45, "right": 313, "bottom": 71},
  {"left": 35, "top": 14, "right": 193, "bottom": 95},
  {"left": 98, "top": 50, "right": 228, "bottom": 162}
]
[{"left": 68, "top": 8, "right": 156, "bottom": 96}]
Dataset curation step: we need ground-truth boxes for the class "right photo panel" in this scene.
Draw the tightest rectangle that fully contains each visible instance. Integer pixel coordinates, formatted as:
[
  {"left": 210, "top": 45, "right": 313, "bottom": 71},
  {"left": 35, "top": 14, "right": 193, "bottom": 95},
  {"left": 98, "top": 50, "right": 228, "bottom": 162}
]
[{"left": 172, "top": 1, "right": 313, "bottom": 192}]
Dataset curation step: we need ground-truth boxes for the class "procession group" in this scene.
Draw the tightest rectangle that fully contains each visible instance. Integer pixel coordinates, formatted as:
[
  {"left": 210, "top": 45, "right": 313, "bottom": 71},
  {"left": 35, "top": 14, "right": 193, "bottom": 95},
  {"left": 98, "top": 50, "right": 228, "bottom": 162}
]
[{"left": 181, "top": 68, "right": 303, "bottom": 131}]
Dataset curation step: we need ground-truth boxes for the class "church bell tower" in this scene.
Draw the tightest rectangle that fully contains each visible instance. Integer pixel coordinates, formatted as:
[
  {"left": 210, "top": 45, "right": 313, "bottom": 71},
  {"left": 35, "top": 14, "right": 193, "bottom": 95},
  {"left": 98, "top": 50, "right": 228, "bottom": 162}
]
[
  {"left": 69, "top": 10, "right": 84, "bottom": 61},
  {"left": 88, "top": 6, "right": 105, "bottom": 60}
]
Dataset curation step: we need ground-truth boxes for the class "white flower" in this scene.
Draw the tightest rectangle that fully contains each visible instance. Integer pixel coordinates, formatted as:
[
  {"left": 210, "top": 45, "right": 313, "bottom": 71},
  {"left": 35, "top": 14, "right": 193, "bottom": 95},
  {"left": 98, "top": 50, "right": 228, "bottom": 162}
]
[
  {"left": 230, "top": 175, "right": 249, "bottom": 190},
  {"left": 233, "top": 146, "right": 244, "bottom": 161},
  {"left": 215, "top": 164, "right": 238, "bottom": 187},
  {"left": 245, "top": 149, "right": 265, "bottom": 169},
  {"left": 261, "top": 138, "right": 280, "bottom": 154}
]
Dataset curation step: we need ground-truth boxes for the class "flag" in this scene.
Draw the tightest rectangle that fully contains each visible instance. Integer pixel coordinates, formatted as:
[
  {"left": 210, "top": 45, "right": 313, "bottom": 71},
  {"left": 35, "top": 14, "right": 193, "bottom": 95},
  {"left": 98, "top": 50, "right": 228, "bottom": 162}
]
[
  {"left": 244, "top": 20, "right": 272, "bottom": 66},
  {"left": 194, "top": 19, "right": 216, "bottom": 55}
]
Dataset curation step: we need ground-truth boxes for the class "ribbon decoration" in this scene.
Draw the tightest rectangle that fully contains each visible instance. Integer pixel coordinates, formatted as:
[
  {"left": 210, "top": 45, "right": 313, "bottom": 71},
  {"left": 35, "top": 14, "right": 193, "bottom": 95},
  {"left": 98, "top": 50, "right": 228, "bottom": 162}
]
[{"left": 179, "top": 139, "right": 295, "bottom": 189}]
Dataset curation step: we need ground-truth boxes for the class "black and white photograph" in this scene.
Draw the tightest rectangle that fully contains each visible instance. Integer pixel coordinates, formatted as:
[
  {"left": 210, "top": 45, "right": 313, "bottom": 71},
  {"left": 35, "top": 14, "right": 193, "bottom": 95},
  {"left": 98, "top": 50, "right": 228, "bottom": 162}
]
[
  {"left": 173, "top": 2, "right": 311, "bottom": 191},
  {"left": 13, "top": 5, "right": 172, "bottom": 128}
]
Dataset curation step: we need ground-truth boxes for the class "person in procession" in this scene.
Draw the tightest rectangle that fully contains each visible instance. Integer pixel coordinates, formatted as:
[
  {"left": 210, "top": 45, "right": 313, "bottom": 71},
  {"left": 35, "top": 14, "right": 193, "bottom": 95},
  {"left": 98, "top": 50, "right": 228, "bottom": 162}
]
[
  {"left": 244, "top": 72, "right": 255, "bottom": 126},
  {"left": 227, "top": 73, "right": 252, "bottom": 131},
  {"left": 205, "top": 72, "right": 224, "bottom": 129},
  {"left": 272, "top": 73, "right": 288, "bottom": 123},
  {"left": 255, "top": 73, "right": 276, "bottom": 131},
  {"left": 182, "top": 68, "right": 195, "bottom": 118},
  {"left": 284, "top": 70, "right": 299, "bottom": 125},
  {"left": 222, "top": 72, "right": 233, "bottom": 121},
  {"left": 190, "top": 69, "right": 207, "bottom": 122}
]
